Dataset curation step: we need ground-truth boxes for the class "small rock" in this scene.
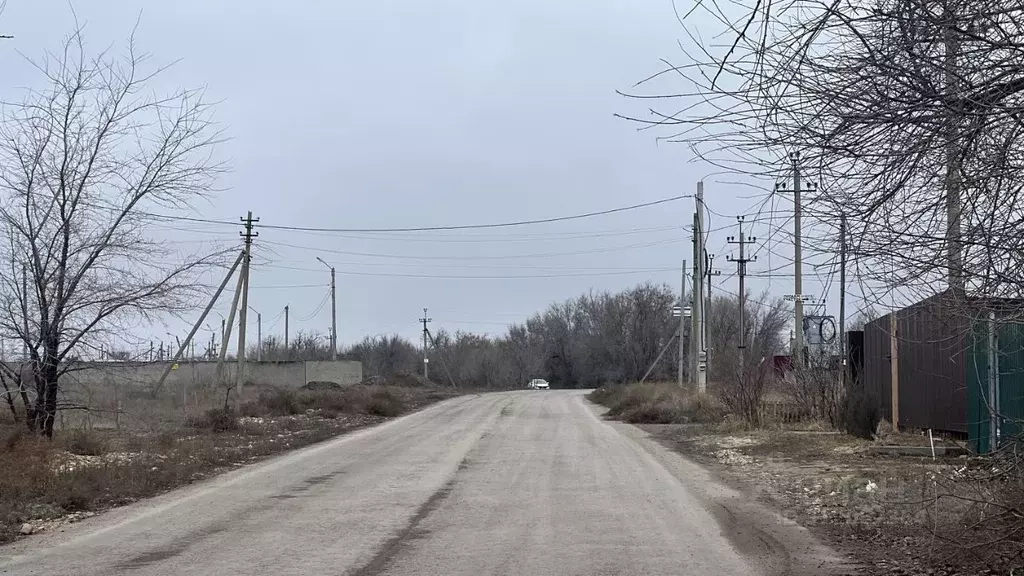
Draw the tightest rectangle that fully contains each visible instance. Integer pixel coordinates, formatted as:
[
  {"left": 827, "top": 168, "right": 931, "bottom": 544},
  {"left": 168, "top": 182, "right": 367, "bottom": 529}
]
[{"left": 19, "top": 523, "right": 33, "bottom": 535}]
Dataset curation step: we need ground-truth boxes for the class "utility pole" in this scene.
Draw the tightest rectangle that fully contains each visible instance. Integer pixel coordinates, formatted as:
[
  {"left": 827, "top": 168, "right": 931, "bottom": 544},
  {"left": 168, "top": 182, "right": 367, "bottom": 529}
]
[
  {"left": 791, "top": 152, "right": 805, "bottom": 368},
  {"left": 727, "top": 216, "right": 757, "bottom": 382},
  {"left": 21, "top": 263, "right": 28, "bottom": 361},
  {"left": 317, "top": 257, "right": 338, "bottom": 361},
  {"left": 284, "top": 305, "right": 290, "bottom": 359},
  {"left": 706, "top": 253, "right": 720, "bottom": 303},
  {"left": 839, "top": 212, "right": 848, "bottom": 389},
  {"left": 691, "top": 183, "right": 707, "bottom": 393},
  {"left": 249, "top": 306, "right": 262, "bottom": 362},
  {"left": 678, "top": 259, "right": 687, "bottom": 388},
  {"left": 235, "top": 212, "right": 258, "bottom": 410},
  {"left": 419, "top": 308, "right": 432, "bottom": 380},
  {"left": 944, "top": 6, "right": 964, "bottom": 298},
  {"left": 152, "top": 250, "right": 245, "bottom": 396},
  {"left": 705, "top": 251, "right": 720, "bottom": 378}
]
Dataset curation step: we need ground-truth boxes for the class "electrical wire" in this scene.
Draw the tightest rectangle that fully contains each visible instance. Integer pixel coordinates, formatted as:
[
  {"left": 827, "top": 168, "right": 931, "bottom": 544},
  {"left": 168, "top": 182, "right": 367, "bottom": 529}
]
[
  {"left": 331, "top": 268, "right": 679, "bottom": 280},
  {"left": 257, "top": 238, "right": 685, "bottom": 261},
  {"left": 298, "top": 290, "right": 332, "bottom": 322},
  {"left": 146, "top": 194, "right": 691, "bottom": 233}
]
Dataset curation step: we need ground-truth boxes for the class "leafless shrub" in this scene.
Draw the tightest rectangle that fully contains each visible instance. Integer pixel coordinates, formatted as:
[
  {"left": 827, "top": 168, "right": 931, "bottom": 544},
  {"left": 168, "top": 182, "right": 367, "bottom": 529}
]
[
  {"left": 718, "top": 360, "right": 774, "bottom": 427},
  {"left": 589, "top": 382, "right": 726, "bottom": 424},
  {"left": 782, "top": 364, "right": 844, "bottom": 426},
  {"left": 917, "top": 444, "right": 1024, "bottom": 570},
  {"left": 188, "top": 407, "right": 238, "bottom": 433}
]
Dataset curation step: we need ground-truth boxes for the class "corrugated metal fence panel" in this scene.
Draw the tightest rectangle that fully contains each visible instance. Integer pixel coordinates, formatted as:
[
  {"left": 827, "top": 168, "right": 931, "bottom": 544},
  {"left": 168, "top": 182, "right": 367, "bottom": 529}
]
[
  {"left": 863, "top": 315, "right": 892, "bottom": 423},
  {"left": 896, "top": 300, "right": 968, "bottom": 434},
  {"left": 998, "top": 323, "right": 1024, "bottom": 447},
  {"left": 972, "top": 321, "right": 1024, "bottom": 453},
  {"left": 967, "top": 320, "right": 988, "bottom": 453}
]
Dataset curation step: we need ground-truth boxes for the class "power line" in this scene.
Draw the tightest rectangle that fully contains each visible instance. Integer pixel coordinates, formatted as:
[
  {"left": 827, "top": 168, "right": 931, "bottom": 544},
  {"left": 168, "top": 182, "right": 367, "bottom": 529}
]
[
  {"left": 330, "top": 268, "right": 678, "bottom": 280},
  {"left": 146, "top": 194, "right": 691, "bottom": 234},
  {"left": 258, "top": 238, "right": 684, "bottom": 261}
]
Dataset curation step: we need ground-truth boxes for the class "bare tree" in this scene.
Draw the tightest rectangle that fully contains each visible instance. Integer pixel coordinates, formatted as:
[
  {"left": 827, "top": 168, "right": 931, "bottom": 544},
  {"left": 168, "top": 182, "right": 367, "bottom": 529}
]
[
  {"left": 622, "top": 0, "right": 1024, "bottom": 315},
  {"left": 706, "top": 292, "right": 790, "bottom": 423},
  {"left": 0, "top": 28, "right": 224, "bottom": 436},
  {"left": 343, "top": 334, "right": 419, "bottom": 378}
]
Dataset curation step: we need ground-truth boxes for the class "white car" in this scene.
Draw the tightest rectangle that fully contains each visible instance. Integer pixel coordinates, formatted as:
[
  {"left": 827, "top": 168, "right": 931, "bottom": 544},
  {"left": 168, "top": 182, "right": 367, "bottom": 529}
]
[{"left": 527, "top": 379, "right": 550, "bottom": 390}]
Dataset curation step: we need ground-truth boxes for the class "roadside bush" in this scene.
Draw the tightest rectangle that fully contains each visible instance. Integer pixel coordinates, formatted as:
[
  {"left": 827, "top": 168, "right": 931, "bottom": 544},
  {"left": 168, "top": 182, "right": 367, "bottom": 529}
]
[
  {"left": 63, "top": 429, "right": 108, "bottom": 456},
  {"left": 245, "top": 389, "right": 302, "bottom": 416},
  {"left": 838, "top": 386, "right": 880, "bottom": 439},
  {"left": 189, "top": 407, "right": 239, "bottom": 432},
  {"left": 366, "top": 389, "right": 404, "bottom": 417},
  {"left": 241, "top": 386, "right": 411, "bottom": 419},
  {"left": 590, "top": 382, "right": 725, "bottom": 424}
]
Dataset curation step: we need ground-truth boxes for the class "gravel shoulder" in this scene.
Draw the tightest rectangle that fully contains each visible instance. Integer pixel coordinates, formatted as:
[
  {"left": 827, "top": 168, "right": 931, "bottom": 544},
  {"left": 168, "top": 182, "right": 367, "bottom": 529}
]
[{"left": 639, "top": 422, "right": 987, "bottom": 576}]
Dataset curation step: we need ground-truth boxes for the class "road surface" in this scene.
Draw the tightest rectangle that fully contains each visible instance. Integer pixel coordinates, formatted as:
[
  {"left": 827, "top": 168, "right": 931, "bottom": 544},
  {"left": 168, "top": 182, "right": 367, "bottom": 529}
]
[{"left": 0, "top": 390, "right": 845, "bottom": 575}]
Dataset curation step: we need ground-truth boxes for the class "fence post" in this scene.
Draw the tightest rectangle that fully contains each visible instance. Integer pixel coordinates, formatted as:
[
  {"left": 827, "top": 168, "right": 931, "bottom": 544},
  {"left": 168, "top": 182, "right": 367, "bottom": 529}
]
[{"left": 988, "top": 311, "right": 999, "bottom": 452}]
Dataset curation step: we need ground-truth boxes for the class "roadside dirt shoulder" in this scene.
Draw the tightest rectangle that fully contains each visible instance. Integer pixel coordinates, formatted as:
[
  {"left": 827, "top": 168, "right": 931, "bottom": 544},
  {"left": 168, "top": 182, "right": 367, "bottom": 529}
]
[
  {"left": 601, "top": 414, "right": 857, "bottom": 576},
  {"left": 639, "top": 422, "right": 989, "bottom": 576}
]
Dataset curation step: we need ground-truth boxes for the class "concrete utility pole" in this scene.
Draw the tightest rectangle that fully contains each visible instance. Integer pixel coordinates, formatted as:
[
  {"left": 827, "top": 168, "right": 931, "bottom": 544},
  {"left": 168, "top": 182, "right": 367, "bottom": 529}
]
[
  {"left": 317, "top": 257, "right": 338, "bottom": 361},
  {"left": 691, "top": 183, "right": 707, "bottom": 393},
  {"left": 217, "top": 269, "right": 244, "bottom": 379},
  {"left": 678, "top": 259, "right": 687, "bottom": 388},
  {"left": 419, "top": 308, "right": 432, "bottom": 380},
  {"left": 236, "top": 211, "right": 258, "bottom": 410},
  {"left": 839, "top": 212, "right": 848, "bottom": 389},
  {"left": 727, "top": 216, "right": 757, "bottom": 382},
  {"left": 791, "top": 152, "right": 805, "bottom": 368},
  {"left": 705, "top": 251, "right": 720, "bottom": 378},
  {"left": 153, "top": 250, "right": 245, "bottom": 396},
  {"left": 249, "top": 306, "right": 262, "bottom": 362},
  {"left": 943, "top": 4, "right": 963, "bottom": 298},
  {"left": 21, "top": 263, "right": 28, "bottom": 361},
  {"left": 284, "top": 305, "right": 290, "bottom": 359}
]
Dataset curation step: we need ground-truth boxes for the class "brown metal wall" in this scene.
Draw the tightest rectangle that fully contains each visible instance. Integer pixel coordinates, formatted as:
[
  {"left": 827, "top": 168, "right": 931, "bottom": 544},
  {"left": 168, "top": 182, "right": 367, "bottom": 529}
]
[
  {"left": 863, "top": 315, "right": 893, "bottom": 422},
  {"left": 862, "top": 296, "right": 969, "bottom": 434}
]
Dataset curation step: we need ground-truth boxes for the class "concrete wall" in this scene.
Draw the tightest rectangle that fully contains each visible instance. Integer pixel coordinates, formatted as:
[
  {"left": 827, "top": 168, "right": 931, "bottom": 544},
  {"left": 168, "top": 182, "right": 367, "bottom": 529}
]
[
  {"left": 10, "top": 359, "right": 363, "bottom": 391},
  {"left": 304, "top": 361, "right": 364, "bottom": 386}
]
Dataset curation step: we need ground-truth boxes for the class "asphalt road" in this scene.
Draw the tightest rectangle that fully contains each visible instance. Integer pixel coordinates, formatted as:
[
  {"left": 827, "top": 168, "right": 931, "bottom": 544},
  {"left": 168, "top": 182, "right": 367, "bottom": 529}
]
[{"left": 0, "top": 390, "right": 845, "bottom": 576}]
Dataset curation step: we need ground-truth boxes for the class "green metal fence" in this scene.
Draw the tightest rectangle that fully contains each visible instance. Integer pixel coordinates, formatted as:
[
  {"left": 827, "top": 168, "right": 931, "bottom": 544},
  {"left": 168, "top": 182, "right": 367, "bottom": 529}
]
[{"left": 968, "top": 320, "right": 1024, "bottom": 453}]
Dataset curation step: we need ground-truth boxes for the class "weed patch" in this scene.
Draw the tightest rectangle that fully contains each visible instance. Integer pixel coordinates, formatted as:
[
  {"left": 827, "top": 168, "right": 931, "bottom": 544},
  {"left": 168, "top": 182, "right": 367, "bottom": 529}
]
[{"left": 589, "top": 382, "right": 725, "bottom": 424}]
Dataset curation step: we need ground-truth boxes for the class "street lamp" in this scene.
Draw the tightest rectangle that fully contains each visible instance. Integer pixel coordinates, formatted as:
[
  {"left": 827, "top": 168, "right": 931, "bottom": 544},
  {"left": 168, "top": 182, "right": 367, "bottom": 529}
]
[{"left": 316, "top": 257, "right": 338, "bottom": 361}]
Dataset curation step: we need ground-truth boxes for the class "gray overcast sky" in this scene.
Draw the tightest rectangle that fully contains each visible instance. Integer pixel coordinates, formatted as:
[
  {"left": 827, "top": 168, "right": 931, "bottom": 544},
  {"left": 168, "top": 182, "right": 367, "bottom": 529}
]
[{"left": 2, "top": 1, "right": 840, "bottom": 353}]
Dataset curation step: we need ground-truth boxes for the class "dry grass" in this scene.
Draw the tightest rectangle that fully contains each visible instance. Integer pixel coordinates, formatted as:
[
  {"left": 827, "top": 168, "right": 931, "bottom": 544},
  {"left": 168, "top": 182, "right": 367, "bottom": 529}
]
[
  {"left": 0, "top": 384, "right": 462, "bottom": 543},
  {"left": 646, "top": 421, "right": 1021, "bottom": 575},
  {"left": 588, "top": 382, "right": 726, "bottom": 424}
]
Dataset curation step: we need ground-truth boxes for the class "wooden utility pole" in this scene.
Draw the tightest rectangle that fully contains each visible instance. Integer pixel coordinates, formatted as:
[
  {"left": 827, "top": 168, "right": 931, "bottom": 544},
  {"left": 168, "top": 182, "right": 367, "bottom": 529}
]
[
  {"left": 420, "top": 308, "right": 432, "bottom": 380},
  {"left": 727, "top": 216, "right": 756, "bottom": 382},
  {"left": 235, "top": 211, "right": 258, "bottom": 410},
  {"left": 284, "top": 305, "right": 290, "bottom": 359}
]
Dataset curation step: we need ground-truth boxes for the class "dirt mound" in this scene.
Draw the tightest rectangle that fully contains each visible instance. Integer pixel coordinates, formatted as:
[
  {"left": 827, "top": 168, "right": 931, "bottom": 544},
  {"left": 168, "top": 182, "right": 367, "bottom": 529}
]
[
  {"left": 359, "top": 372, "right": 432, "bottom": 388},
  {"left": 301, "top": 381, "right": 342, "bottom": 391}
]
